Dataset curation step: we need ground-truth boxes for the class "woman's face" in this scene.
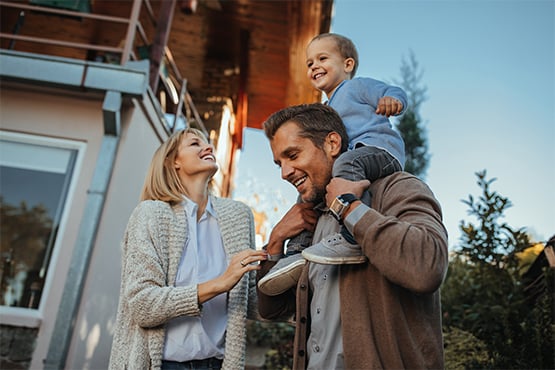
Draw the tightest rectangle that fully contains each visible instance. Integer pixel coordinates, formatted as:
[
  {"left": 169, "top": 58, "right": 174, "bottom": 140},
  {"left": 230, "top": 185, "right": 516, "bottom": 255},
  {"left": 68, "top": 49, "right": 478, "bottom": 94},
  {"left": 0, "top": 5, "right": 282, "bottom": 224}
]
[{"left": 173, "top": 132, "right": 218, "bottom": 180}]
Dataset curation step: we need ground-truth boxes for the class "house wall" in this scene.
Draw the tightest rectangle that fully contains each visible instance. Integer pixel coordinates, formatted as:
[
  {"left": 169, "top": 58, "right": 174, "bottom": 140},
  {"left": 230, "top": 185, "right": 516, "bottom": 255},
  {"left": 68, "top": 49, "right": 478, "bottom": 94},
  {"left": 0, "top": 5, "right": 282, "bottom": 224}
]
[
  {"left": 0, "top": 82, "right": 168, "bottom": 369},
  {"left": 64, "top": 98, "right": 167, "bottom": 370},
  {"left": 0, "top": 83, "right": 103, "bottom": 369}
]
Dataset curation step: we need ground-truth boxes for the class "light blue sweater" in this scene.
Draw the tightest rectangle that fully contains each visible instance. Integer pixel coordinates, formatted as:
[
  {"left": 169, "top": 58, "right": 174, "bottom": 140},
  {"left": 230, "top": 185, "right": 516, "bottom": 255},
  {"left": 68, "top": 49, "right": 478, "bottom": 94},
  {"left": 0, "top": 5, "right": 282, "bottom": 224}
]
[{"left": 328, "top": 77, "right": 407, "bottom": 167}]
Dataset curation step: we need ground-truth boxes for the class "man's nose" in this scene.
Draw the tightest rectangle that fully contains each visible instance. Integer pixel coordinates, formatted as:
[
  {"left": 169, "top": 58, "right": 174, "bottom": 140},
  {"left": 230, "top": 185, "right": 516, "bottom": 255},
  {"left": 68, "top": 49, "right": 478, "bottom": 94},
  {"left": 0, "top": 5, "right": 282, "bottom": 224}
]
[{"left": 281, "top": 163, "right": 294, "bottom": 180}]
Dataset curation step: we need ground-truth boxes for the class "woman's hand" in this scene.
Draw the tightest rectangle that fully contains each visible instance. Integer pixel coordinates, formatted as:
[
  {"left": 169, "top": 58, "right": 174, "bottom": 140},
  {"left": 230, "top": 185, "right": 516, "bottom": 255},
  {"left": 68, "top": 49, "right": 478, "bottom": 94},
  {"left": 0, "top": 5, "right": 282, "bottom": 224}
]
[{"left": 198, "top": 249, "right": 267, "bottom": 304}]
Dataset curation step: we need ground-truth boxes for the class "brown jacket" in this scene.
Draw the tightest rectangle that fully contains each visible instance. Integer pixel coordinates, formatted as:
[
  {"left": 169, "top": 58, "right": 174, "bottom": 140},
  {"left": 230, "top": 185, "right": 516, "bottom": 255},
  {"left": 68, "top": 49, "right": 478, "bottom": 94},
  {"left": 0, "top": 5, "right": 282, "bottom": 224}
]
[{"left": 258, "top": 172, "right": 449, "bottom": 369}]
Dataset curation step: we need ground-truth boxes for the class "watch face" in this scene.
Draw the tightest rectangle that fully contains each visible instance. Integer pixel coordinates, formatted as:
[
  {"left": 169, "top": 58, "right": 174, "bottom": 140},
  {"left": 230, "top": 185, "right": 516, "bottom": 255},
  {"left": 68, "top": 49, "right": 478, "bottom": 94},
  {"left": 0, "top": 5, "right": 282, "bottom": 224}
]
[
  {"left": 329, "top": 197, "right": 347, "bottom": 220},
  {"left": 329, "top": 194, "right": 357, "bottom": 222}
]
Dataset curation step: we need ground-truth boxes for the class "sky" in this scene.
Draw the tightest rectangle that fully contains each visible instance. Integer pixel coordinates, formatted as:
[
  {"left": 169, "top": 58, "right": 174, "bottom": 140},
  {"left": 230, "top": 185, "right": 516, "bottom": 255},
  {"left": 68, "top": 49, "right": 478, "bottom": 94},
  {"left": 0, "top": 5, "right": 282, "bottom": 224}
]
[{"left": 233, "top": 0, "right": 555, "bottom": 248}]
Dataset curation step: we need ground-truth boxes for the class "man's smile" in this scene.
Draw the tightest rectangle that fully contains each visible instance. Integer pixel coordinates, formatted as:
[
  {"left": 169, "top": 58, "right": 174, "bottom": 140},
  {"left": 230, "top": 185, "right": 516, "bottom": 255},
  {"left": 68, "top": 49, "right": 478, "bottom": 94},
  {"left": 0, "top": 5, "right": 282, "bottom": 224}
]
[{"left": 293, "top": 175, "right": 307, "bottom": 188}]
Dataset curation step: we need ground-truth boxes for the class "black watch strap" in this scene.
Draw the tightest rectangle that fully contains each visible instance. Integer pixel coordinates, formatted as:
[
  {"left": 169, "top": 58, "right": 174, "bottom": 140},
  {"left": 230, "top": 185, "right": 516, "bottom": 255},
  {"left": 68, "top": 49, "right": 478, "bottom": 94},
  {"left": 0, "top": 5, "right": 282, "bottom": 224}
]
[
  {"left": 329, "top": 193, "right": 359, "bottom": 222},
  {"left": 338, "top": 193, "right": 358, "bottom": 204}
]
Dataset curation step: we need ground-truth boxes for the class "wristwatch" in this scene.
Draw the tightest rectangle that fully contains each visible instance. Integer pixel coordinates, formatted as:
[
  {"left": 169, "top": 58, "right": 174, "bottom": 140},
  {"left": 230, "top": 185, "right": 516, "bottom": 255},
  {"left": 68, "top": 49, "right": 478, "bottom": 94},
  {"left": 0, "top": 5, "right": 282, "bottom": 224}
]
[{"left": 329, "top": 193, "right": 359, "bottom": 222}]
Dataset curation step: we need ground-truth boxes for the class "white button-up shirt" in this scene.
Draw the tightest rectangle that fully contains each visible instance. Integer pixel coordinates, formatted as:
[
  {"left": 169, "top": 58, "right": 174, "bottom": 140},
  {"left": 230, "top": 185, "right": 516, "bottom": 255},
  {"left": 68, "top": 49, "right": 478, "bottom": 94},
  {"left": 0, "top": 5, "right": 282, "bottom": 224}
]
[{"left": 163, "top": 197, "right": 228, "bottom": 361}]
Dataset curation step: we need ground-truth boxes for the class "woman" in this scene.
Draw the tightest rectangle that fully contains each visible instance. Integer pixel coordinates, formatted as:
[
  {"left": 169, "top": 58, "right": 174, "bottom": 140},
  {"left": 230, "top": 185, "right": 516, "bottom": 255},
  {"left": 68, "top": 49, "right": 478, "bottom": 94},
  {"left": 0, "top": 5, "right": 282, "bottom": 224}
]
[{"left": 109, "top": 128, "right": 267, "bottom": 370}]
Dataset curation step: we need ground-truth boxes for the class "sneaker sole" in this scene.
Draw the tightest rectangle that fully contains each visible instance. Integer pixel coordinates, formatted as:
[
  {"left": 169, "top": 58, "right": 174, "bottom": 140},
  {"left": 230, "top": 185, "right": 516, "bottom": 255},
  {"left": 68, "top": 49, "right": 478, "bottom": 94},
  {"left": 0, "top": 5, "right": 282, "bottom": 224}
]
[
  {"left": 302, "top": 251, "right": 367, "bottom": 265},
  {"left": 258, "top": 259, "right": 306, "bottom": 296}
]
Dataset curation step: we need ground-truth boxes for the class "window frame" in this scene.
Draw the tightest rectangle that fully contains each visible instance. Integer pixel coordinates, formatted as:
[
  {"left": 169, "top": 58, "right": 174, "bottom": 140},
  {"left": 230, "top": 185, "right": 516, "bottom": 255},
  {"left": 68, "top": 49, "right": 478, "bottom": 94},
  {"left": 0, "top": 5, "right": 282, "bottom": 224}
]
[{"left": 0, "top": 131, "right": 85, "bottom": 327}]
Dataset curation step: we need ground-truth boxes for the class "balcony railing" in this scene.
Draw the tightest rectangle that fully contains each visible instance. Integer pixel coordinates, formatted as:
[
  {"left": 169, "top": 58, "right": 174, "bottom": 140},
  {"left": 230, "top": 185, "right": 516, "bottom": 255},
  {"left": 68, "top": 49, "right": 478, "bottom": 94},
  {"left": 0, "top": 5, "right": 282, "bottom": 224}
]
[{"left": 0, "top": 0, "right": 207, "bottom": 136}]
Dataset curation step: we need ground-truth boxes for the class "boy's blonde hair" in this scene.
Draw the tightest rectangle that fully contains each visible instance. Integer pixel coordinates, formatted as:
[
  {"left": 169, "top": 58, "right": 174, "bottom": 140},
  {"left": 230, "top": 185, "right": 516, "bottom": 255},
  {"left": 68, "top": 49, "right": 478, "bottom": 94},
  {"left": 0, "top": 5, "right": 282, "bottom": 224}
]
[
  {"left": 141, "top": 127, "right": 210, "bottom": 203},
  {"left": 310, "top": 33, "right": 359, "bottom": 78}
]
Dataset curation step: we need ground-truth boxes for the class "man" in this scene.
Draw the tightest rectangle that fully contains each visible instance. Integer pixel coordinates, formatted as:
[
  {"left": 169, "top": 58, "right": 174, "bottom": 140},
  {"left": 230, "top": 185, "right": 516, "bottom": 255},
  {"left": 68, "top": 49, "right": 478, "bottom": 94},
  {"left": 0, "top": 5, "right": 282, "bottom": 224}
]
[{"left": 257, "top": 103, "right": 449, "bottom": 369}]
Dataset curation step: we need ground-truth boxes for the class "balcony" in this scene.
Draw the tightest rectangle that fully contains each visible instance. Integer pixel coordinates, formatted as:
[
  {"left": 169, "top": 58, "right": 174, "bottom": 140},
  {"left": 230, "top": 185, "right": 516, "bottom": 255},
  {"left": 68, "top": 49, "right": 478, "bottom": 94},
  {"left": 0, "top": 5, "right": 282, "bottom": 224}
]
[{"left": 0, "top": 0, "right": 209, "bottom": 136}]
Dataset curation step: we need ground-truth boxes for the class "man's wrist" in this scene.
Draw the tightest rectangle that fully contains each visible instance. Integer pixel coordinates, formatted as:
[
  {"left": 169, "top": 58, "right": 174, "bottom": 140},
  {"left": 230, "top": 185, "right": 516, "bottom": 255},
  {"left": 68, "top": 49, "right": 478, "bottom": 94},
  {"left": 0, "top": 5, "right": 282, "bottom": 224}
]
[
  {"left": 342, "top": 200, "right": 362, "bottom": 220},
  {"left": 262, "top": 245, "right": 284, "bottom": 261},
  {"left": 344, "top": 202, "right": 369, "bottom": 234}
]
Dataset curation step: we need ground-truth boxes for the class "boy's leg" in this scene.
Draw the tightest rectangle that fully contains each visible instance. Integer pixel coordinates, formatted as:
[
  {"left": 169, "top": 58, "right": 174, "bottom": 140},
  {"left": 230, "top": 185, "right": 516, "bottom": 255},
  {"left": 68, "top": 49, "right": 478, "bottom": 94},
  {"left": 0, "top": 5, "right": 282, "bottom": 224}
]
[
  {"left": 303, "top": 147, "right": 402, "bottom": 265},
  {"left": 332, "top": 145, "right": 402, "bottom": 206},
  {"left": 258, "top": 196, "right": 313, "bottom": 296},
  {"left": 285, "top": 194, "right": 314, "bottom": 252}
]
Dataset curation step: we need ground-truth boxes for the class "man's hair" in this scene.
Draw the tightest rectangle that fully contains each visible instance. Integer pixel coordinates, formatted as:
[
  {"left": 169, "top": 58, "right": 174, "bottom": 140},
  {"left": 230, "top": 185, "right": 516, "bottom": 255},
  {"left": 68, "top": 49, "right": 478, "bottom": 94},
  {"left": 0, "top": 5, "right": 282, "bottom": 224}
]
[
  {"left": 141, "top": 127, "right": 211, "bottom": 203},
  {"left": 310, "top": 33, "right": 359, "bottom": 78},
  {"left": 263, "top": 103, "right": 348, "bottom": 154}
]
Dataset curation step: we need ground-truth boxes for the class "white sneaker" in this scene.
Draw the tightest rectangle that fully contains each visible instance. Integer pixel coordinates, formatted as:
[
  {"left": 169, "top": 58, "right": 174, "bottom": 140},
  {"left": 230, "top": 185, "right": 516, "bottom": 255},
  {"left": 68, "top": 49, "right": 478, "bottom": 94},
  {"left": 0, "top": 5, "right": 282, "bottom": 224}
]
[
  {"left": 257, "top": 253, "right": 306, "bottom": 296},
  {"left": 302, "top": 233, "right": 367, "bottom": 265}
]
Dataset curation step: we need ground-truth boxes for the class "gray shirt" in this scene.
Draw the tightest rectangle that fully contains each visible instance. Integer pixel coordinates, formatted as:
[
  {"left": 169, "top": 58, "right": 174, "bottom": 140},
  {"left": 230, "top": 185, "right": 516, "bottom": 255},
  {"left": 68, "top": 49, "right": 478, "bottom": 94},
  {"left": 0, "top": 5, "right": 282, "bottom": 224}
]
[{"left": 307, "top": 211, "right": 344, "bottom": 369}]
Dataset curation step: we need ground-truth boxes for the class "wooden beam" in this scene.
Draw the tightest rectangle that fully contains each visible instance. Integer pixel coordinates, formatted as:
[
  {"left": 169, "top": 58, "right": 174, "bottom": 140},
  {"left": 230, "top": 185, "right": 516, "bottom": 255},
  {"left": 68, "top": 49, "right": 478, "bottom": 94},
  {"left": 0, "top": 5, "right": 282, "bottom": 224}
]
[{"left": 149, "top": 0, "right": 176, "bottom": 91}]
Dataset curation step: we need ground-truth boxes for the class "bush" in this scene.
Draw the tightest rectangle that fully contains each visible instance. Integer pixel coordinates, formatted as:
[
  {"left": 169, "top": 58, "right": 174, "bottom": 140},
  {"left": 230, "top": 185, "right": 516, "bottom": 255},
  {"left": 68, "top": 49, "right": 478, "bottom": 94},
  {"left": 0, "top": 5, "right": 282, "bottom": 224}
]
[
  {"left": 442, "top": 170, "right": 554, "bottom": 369},
  {"left": 247, "top": 320, "right": 295, "bottom": 369}
]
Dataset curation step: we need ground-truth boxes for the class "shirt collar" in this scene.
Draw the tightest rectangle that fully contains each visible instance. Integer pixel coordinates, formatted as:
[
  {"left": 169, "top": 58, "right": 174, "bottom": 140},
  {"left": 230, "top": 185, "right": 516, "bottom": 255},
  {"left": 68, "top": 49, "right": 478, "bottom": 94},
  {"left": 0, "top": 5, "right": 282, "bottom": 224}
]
[
  {"left": 205, "top": 196, "right": 216, "bottom": 217},
  {"left": 182, "top": 195, "right": 216, "bottom": 219},
  {"left": 314, "top": 201, "right": 328, "bottom": 212}
]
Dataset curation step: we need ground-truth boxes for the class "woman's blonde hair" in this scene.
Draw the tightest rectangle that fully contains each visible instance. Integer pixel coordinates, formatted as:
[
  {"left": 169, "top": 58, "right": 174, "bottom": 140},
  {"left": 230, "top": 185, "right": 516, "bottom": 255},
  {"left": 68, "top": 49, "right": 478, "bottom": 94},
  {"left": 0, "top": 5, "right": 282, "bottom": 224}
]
[{"left": 140, "top": 127, "right": 210, "bottom": 203}]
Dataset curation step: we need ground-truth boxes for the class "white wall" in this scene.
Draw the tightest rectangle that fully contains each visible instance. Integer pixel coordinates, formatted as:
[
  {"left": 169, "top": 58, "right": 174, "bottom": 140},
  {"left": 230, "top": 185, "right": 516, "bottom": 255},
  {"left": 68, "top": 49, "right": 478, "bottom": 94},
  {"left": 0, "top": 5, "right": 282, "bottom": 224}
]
[
  {"left": 1, "top": 83, "right": 104, "bottom": 369},
  {"left": 65, "top": 97, "right": 168, "bottom": 370},
  {"left": 0, "top": 82, "right": 169, "bottom": 370}
]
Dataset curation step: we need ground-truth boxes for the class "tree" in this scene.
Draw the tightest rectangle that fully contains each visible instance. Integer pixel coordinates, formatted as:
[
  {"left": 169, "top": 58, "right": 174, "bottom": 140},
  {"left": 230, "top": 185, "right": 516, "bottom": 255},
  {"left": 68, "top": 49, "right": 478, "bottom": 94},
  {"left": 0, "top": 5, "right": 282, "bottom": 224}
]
[
  {"left": 441, "top": 170, "right": 553, "bottom": 369},
  {"left": 394, "top": 50, "right": 430, "bottom": 179},
  {"left": 0, "top": 197, "right": 53, "bottom": 308}
]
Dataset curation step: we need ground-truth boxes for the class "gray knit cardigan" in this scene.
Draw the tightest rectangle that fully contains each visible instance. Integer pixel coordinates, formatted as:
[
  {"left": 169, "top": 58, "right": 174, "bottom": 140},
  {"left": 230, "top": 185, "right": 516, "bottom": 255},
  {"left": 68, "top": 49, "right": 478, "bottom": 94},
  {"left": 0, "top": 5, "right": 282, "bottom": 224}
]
[{"left": 109, "top": 196, "right": 259, "bottom": 370}]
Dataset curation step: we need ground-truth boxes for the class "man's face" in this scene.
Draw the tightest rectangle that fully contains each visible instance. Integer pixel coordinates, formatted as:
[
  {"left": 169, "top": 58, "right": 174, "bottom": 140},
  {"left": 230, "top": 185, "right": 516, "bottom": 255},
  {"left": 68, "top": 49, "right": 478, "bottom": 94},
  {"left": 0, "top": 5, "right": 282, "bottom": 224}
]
[{"left": 269, "top": 121, "right": 337, "bottom": 204}]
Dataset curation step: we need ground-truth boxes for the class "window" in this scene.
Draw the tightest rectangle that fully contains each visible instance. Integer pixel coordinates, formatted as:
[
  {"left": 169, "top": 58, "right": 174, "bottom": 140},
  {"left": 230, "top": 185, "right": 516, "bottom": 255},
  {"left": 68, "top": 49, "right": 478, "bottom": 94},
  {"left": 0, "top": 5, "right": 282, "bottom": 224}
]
[{"left": 0, "top": 132, "right": 81, "bottom": 310}]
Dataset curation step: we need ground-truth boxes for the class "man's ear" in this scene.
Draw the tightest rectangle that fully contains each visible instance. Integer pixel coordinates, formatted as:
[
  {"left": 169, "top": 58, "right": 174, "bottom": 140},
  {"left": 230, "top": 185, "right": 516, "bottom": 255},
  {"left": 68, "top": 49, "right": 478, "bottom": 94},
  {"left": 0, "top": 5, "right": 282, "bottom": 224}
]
[{"left": 325, "top": 131, "right": 343, "bottom": 158}]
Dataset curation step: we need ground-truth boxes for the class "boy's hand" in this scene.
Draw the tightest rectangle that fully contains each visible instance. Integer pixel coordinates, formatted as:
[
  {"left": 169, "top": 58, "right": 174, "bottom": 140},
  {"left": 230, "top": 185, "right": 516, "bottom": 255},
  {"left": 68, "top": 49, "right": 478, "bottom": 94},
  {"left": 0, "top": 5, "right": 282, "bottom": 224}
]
[{"left": 376, "top": 96, "right": 404, "bottom": 117}]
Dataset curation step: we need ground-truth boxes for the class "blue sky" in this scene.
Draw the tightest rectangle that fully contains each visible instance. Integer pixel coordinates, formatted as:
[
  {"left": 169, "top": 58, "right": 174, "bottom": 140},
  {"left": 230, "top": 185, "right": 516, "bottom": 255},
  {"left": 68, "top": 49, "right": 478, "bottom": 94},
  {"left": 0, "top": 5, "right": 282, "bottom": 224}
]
[{"left": 234, "top": 0, "right": 554, "bottom": 247}]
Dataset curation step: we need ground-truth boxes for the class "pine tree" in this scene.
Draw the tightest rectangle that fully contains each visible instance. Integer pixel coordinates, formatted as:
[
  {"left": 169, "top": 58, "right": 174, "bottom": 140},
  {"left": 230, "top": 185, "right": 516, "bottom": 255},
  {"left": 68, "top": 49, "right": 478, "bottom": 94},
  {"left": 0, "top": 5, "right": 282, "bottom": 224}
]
[{"left": 394, "top": 50, "right": 430, "bottom": 179}]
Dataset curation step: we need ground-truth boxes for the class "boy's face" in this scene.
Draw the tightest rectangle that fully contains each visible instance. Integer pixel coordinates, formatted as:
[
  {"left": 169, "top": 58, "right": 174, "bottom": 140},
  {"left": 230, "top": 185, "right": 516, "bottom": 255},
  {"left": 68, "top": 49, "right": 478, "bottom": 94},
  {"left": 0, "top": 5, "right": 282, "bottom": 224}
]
[
  {"left": 269, "top": 121, "right": 338, "bottom": 204},
  {"left": 306, "top": 37, "right": 355, "bottom": 97}
]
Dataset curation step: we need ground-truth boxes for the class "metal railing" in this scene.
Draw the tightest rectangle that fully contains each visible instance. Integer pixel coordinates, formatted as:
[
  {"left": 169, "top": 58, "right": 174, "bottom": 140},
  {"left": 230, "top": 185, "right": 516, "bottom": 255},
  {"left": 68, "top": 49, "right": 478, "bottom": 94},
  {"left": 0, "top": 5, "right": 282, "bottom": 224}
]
[{"left": 0, "top": 0, "right": 207, "bottom": 135}]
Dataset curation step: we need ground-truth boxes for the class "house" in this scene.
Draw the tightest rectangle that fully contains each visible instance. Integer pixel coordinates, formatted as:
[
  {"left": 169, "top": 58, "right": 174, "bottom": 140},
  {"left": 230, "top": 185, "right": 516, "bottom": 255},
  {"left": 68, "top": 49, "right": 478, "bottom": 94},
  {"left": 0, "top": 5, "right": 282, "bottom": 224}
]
[
  {"left": 0, "top": 0, "right": 332, "bottom": 368},
  {"left": 521, "top": 236, "right": 555, "bottom": 303}
]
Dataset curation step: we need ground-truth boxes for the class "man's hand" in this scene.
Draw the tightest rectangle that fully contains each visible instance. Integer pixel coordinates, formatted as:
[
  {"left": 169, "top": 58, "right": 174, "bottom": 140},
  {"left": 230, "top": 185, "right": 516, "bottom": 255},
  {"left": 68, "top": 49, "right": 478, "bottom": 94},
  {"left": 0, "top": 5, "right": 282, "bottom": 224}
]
[
  {"left": 325, "top": 178, "right": 370, "bottom": 208},
  {"left": 266, "top": 202, "right": 318, "bottom": 255},
  {"left": 375, "top": 96, "right": 403, "bottom": 117}
]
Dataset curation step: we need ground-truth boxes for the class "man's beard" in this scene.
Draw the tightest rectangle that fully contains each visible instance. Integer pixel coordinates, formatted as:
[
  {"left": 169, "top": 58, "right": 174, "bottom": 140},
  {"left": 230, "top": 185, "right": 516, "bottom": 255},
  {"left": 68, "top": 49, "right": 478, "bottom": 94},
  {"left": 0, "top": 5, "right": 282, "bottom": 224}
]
[{"left": 303, "top": 185, "right": 326, "bottom": 205}]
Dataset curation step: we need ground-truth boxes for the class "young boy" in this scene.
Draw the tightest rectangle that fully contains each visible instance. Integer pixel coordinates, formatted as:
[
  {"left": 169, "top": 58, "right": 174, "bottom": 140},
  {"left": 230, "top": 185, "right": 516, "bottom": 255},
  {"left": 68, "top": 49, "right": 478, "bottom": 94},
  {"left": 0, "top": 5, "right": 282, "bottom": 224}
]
[{"left": 258, "top": 33, "right": 407, "bottom": 295}]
